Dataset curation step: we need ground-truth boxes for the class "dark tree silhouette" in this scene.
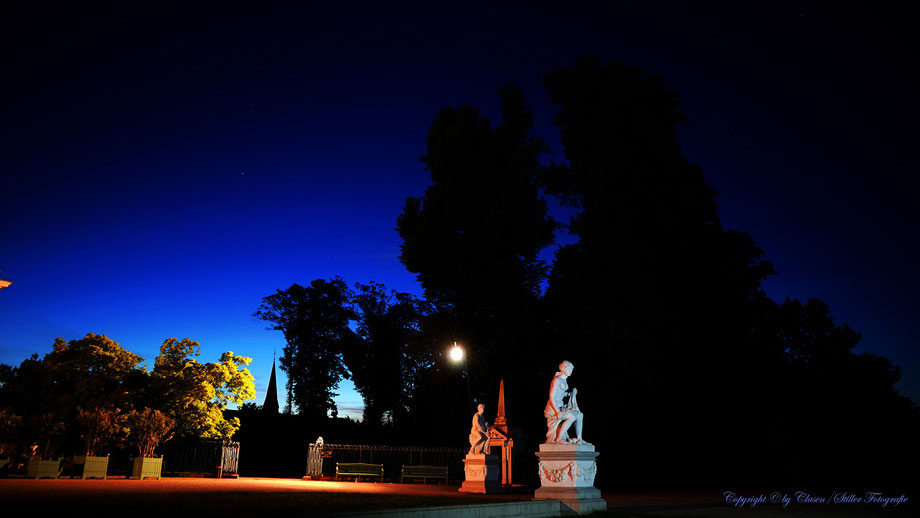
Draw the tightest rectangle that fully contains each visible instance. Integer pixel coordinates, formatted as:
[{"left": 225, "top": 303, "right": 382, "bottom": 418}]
[
  {"left": 754, "top": 297, "right": 920, "bottom": 486},
  {"left": 538, "top": 56, "right": 815, "bottom": 485},
  {"left": 253, "top": 278, "right": 356, "bottom": 420},
  {"left": 533, "top": 56, "right": 918, "bottom": 488},
  {"left": 237, "top": 57, "right": 919, "bottom": 487},
  {"left": 396, "top": 82, "right": 556, "bottom": 404},
  {"left": 345, "top": 281, "right": 432, "bottom": 426}
]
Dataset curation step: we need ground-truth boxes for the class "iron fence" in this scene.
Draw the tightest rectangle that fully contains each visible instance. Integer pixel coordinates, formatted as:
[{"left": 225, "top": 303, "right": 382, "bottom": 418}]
[
  {"left": 307, "top": 443, "right": 466, "bottom": 481},
  {"left": 161, "top": 439, "right": 240, "bottom": 476}
]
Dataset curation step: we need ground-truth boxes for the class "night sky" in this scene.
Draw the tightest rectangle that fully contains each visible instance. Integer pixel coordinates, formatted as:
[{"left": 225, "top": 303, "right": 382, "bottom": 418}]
[{"left": 2, "top": 2, "right": 917, "bottom": 417}]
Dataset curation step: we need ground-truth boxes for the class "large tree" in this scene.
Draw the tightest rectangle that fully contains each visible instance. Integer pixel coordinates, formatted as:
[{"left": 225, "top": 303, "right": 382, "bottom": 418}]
[
  {"left": 537, "top": 56, "right": 917, "bottom": 487},
  {"left": 44, "top": 333, "right": 145, "bottom": 412},
  {"left": 253, "top": 278, "right": 357, "bottom": 419},
  {"left": 0, "top": 333, "right": 254, "bottom": 459},
  {"left": 345, "top": 281, "right": 431, "bottom": 426},
  {"left": 541, "top": 58, "right": 774, "bottom": 371},
  {"left": 149, "top": 337, "right": 255, "bottom": 438},
  {"left": 0, "top": 334, "right": 146, "bottom": 457},
  {"left": 396, "top": 82, "right": 556, "bottom": 400},
  {"left": 541, "top": 56, "right": 774, "bottom": 353},
  {"left": 537, "top": 56, "right": 781, "bottom": 484}
]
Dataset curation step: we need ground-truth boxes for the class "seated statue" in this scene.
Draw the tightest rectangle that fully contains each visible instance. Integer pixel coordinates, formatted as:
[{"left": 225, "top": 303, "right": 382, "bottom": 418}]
[
  {"left": 544, "top": 360, "right": 589, "bottom": 445},
  {"left": 468, "top": 403, "right": 491, "bottom": 454}
]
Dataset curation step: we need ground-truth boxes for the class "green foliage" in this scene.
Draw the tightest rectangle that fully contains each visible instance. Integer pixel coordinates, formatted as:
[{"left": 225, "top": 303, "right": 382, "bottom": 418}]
[
  {"left": 75, "top": 407, "right": 125, "bottom": 456},
  {"left": 126, "top": 407, "right": 174, "bottom": 458},
  {"left": 152, "top": 338, "right": 255, "bottom": 439},
  {"left": 0, "top": 333, "right": 255, "bottom": 460},
  {"left": 253, "top": 278, "right": 357, "bottom": 419},
  {"left": 0, "top": 355, "right": 45, "bottom": 413},
  {"left": 0, "top": 335, "right": 143, "bottom": 459},
  {"left": 35, "top": 412, "right": 67, "bottom": 459},
  {"left": 0, "top": 408, "right": 23, "bottom": 451},
  {"left": 44, "top": 333, "right": 145, "bottom": 411}
]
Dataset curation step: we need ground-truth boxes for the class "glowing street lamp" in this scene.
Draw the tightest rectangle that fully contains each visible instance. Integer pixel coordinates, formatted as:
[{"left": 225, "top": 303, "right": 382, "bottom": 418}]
[
  {"left": 449, "top": 342, "right": 464, "bottom": 362},
  {"left": 0, "top": 269, "right": 11, "bottom": 290}
]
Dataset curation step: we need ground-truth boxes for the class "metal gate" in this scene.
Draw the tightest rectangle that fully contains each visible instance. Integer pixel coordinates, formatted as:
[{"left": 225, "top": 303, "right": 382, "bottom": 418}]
[
  {"left": 306, "top": 438, "right": 325, "bottom": 477},
  {"left": 162, "top": 439, "right": 240, "bottom": 476},
  {"left": 219, "top": 440, "right": 240, "bottom": 476}
]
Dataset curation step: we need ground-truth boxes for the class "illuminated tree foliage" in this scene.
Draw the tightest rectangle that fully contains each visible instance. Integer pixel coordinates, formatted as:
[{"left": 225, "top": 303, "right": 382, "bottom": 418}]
[
  {"left": 44, "top": 333, "right": 145, "bottom": 412},
  {"left": 75, "top": 406, "right": 124, "bottom": 456},
  {"left": 150, "top": 338, "right": 256, "bottom": 439},
  {"left": 1, "top": 334, "right": 144, "bottom": 458},
  {"left": 126, "top": 407, "right": 174, "bottom": 458},
  {"left": 0, "top": 333, "right": 255, "bottom": 460}
]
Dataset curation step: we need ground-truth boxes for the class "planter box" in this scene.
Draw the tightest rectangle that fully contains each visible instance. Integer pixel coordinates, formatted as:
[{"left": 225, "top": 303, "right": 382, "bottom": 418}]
[
  {"left": 132, "top": 456, "right": 163, "bottom": 480},
  {"left": 74, "top": 455, "right": 109, "bottom": 479},
  {"left": 27, "top": 456, "right": 62, "bottom": 479}
]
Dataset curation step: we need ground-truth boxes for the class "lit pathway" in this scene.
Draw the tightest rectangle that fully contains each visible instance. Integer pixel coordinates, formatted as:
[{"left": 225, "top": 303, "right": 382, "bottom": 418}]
[{"left": 0, "top": 478, "right": 913, "bottom": 517}]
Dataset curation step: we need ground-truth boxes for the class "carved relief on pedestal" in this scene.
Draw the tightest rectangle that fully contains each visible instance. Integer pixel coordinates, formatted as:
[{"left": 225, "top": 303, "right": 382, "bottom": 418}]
[
  {"left": 464, "top": 465, "right": 487, "bottom": 480},
  {"left": 578, "top": 461, "right": 597, "bottom": 485},
  {"left": 538, "top": 460, "right": 597, "bottom": 486},
  {"left": 539, "top": 461, "right": 575, "bottom": 483}
]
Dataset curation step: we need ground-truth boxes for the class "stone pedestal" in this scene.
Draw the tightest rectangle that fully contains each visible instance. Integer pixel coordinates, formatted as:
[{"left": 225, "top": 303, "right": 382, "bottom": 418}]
[
  {"left": 459, "top": 453, "right": 504, "bottom": 494},
  {"left": 534, "top": 443, "right": 606, "bottom": 514}
]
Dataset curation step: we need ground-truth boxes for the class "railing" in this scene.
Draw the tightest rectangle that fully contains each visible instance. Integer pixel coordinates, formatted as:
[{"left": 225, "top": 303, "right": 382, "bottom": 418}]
[
  {"left": 161, "top": 439, "right": 240, "bottom": 476},
  {"left": 307, "top": 443, "right": 466, "bottom": 481}
]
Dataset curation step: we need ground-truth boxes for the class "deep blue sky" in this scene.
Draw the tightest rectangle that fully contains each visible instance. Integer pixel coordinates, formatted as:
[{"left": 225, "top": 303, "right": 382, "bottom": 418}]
[{"left": 2, "top": 1, "right": 917, "bottom": 416}]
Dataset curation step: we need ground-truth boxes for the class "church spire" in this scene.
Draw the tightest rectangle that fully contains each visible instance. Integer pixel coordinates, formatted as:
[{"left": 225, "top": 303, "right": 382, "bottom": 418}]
[{"left": 263, "top": 352, "right": 279, "bottom": 414}]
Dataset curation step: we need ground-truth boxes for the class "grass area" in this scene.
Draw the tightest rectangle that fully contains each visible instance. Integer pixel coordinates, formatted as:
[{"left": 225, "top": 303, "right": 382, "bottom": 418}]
[{"left": 1, "top": 490, "right": 513, "bottom": 517}]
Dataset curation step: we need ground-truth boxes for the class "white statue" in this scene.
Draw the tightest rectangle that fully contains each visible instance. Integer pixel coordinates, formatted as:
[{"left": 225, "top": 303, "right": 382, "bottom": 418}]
[
  {"left": 544, "top": 360, "right": 588, "bottom": 445},
  {"left": 468, "top": 403, "right": 491, "bottom": 454}
]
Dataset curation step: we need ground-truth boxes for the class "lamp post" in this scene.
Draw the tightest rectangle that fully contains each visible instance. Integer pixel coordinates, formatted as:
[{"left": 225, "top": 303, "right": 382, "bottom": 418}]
[
  {"left": 0, "top": 269, "right": 11, "bottom": 290},
  {"left": 449, "top": 342, "right": 474, "bottom": 414}
]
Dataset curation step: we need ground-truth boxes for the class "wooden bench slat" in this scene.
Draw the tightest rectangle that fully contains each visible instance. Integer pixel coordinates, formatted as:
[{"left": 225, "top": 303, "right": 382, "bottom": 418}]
[
  {"left": 335, "top": 462, "right": 384, "bottom": 481},
  {"left": 400, "top": 464, "right": 448, "bottom": 484}
]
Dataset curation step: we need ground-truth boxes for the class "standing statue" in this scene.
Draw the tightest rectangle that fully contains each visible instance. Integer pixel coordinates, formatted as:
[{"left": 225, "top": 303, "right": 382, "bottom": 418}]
[
  {"left": 468, "top": 403, "right": 491, "bottom": 454},
  {"left": 544, "top": 360, "right": 588, "bottom": 444}
]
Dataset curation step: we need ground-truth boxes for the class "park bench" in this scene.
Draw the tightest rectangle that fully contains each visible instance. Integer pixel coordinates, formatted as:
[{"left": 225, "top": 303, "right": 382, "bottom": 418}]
[
  {"left": 400, "top": 465, "right": 449, "bottom": 484},
  {"left": 335, "top": 462, "right": 384, "bottom": 482}
]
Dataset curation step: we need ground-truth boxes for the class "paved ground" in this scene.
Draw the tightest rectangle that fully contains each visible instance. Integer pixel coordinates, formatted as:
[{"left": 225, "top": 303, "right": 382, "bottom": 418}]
[
  {"left": 0, "top": 477, "right": 523, "bottom": 516},
  {"left": 0, "top": 477, "right": 913, "bottom": 517}
]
